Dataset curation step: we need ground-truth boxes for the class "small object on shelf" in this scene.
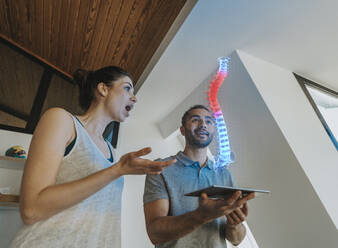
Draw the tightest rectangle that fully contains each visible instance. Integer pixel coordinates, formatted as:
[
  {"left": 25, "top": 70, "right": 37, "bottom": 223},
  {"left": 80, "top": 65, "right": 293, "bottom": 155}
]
[
  {"left": 5, "top": 146, "right": 27, "bottom": 159},
  {"left": 0, "top": 193, "right": 20, "bottom": 208}
]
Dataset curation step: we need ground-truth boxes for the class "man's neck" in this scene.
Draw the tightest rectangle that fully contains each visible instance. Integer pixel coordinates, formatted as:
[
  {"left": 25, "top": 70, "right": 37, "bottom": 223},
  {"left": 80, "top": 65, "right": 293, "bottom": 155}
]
[{"left": 183, "top": 145, "right": 208, "bottom": 167}]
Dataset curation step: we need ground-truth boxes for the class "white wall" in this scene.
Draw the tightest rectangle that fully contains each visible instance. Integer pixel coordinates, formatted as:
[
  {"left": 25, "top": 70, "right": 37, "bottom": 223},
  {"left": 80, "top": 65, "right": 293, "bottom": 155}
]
[
  {"left": 118, "top": 115, "right": 184, "bottom": 248},
  {"left": 0, "top": 130, "right": 31, "bottom": 248},
  {"left": 159, "top": 51, "right": 338, "bottom": 248},
  {"left": 238, "top": 50, "right": 338, "bottom": 230}
]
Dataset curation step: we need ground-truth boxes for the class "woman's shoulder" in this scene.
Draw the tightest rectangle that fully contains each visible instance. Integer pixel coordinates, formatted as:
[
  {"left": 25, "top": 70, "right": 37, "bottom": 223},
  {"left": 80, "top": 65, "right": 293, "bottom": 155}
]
[
  {"left": 41, "top": 107, "right": 74, "bottom": 123},
  {"left": 36, "top": 108, "right": 75, "bottom": 136}
]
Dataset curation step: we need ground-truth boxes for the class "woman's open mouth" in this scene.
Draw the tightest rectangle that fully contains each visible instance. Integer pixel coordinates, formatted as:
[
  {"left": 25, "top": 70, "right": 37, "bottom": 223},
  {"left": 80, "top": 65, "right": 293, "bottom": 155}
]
[{"left": 125, "top": 104, "right": 134, "bottom": 112}]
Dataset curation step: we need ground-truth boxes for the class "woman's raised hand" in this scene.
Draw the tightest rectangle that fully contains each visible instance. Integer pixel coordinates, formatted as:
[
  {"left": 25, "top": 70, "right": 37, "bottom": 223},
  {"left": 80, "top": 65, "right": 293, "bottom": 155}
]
[{"left": 116, "top": 147, "right": 176, "bottom": 175}]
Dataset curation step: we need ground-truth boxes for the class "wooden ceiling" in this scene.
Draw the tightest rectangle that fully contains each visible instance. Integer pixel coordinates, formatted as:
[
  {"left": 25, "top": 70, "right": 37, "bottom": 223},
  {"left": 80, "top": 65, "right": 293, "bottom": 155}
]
[
  {"left": 0, "top": 0, "right": 189, "bottom": 82},
  {"left": 0, "top": 0, "right": 195, "bottom": 135}
]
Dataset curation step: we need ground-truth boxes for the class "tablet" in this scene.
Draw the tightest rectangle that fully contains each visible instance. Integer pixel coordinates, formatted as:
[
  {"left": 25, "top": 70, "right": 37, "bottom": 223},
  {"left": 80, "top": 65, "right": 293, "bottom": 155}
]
[{"left": 184, "top": 185, "right": 270, "bottom": 198}]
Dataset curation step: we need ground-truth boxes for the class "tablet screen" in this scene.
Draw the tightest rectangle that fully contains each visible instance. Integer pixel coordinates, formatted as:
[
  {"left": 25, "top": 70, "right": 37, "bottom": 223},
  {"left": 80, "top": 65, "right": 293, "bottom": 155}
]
[{"left": 185, "top": 185, "right": 270, "bottom": 198}]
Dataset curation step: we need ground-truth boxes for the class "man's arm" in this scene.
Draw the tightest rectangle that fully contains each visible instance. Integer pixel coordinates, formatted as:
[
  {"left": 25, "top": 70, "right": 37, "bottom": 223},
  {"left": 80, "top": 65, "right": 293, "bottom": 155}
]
[
  {"left": 144, "top": 199, "right": 206, "bottom": 245},
  {"left": 225, "top": 202, "right": 250, "bottom": 246},
  {"left": 144, "top": 192, "right": 254, "bottom": 245}
]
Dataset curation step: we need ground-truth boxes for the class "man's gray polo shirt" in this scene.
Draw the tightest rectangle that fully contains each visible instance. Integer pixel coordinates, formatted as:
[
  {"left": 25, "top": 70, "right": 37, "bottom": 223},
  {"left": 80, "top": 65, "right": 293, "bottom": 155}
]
[{"left": 143, "top": 151, "right": 235, "bottom": 248}]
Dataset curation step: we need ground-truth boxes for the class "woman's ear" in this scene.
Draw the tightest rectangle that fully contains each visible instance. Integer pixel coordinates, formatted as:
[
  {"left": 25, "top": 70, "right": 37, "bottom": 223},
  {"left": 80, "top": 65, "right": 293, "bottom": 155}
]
[
  {"left": 97, "top": 82, "right": 108, "bottom": 97},
  {"left": 180, "top": 126, "right": 185, "bottom": 136}
]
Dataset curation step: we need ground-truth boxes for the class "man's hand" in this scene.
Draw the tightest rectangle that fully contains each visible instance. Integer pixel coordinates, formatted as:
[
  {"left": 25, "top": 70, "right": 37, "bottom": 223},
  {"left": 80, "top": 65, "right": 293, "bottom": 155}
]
[
  {"left": 116, "top": 147, "right": 176, "bottom": 175},
  {"left": 226, "top": 200, "right": 251, "bottom": 226},
  {"left": 196, "top": 191, "right": 255, "bottom": 224},
  {"left": 224, "top": 193, "right": 255, "bottom": 246}
]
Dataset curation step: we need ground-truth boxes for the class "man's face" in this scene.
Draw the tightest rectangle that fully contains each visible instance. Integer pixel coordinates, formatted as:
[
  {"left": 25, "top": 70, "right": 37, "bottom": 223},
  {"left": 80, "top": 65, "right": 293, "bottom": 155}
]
[{"left": 181, "top": 108, "right": 216, "bottom": 148}]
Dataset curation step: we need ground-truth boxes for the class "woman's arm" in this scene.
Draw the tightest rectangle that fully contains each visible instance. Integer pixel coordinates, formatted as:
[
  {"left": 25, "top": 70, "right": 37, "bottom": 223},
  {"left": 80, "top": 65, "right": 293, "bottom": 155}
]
[
  {"left": 19, "top": 108, "right": 122, "bottom": 224},
  {"left": 20, "top": 108, "right": 175, "bottom": 224}
]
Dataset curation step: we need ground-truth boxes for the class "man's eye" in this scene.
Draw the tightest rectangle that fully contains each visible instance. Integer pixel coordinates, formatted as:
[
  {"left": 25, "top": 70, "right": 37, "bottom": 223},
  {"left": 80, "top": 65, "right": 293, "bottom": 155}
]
[
  {"left": 125, "top": 86, "right": 131, "bottom": 91},
  {"left": 206, "top": 120, "right": 212, "bottom": 125}
]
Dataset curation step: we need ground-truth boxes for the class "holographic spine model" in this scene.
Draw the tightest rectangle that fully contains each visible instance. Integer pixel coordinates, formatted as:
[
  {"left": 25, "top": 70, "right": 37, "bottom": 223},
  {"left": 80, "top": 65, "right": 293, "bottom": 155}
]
[{"left": 207, "top": 57, "right": 234, "bottom": 169}]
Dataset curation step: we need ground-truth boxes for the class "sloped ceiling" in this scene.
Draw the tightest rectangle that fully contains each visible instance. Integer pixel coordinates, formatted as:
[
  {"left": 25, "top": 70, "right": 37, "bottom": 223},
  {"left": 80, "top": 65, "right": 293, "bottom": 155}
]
[
  {"left": 0, "top": 0, "right": 195, "bottom": 132},
  {"left": 0, "top": 0, "right": 188, "bottom": 81}
]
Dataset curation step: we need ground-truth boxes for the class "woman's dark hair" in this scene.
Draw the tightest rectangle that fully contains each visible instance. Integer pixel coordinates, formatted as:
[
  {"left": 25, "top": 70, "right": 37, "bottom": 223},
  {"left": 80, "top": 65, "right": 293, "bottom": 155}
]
[{"left": 73, "top": 66, "right": 132, "bottom": 111}]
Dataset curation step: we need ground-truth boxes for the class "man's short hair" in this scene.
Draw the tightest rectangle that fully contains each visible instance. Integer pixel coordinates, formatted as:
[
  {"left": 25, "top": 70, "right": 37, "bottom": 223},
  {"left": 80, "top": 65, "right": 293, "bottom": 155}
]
[{"left": 181, "top": 105, "right": 211, "bottom": 127}]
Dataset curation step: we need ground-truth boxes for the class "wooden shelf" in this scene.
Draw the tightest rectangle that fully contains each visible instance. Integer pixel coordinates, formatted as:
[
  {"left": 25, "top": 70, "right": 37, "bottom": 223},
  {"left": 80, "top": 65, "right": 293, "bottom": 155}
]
[
  {"left": 0, "top": 156, "right": 26, "bottom": 170},
  {"left": 0, "top": 194, "right": 19, "bottom": 208}
]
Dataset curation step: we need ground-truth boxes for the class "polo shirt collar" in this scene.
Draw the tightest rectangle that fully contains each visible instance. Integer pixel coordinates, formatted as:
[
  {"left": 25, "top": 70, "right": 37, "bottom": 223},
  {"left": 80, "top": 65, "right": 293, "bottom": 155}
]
[{"left": 176, "top": 151, "right": 214, "bottom": 170}]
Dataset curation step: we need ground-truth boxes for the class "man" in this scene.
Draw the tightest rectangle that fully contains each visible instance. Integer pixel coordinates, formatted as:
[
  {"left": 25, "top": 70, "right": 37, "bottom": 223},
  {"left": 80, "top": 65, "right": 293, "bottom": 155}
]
[{"left": 143, "top": 105, "right": 255, "bottom": 247}]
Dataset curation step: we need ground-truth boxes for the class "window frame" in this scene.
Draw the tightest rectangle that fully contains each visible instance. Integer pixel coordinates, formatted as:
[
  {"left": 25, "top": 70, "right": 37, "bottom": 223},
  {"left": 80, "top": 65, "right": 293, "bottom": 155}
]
[{"left": 294, "top": 73, "right": 338, "bottom": 150}]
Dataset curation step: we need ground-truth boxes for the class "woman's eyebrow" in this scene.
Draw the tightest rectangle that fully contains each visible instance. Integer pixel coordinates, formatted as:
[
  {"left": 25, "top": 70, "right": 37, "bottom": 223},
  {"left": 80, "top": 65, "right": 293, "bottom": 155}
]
[{"left": 125, "top": 82, "right": 133, "bottom": 88}]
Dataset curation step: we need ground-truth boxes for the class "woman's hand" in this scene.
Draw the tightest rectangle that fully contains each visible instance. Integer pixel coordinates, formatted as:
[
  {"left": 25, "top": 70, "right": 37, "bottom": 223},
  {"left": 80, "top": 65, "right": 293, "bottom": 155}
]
[{"left": 116, "top": 147, "right": 176, "bottom": 176}]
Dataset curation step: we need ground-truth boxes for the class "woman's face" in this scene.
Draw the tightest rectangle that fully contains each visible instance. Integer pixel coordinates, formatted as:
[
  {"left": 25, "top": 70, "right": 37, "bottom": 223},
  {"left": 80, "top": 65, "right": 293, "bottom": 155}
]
[{"left": 105, "top": 76, "right": 137, "bottom": 122}]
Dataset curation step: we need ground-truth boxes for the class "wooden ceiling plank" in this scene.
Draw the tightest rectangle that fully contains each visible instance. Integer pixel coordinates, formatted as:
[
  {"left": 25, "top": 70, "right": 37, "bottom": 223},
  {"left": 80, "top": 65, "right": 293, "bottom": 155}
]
[
  {"left": 123, "top": 4, "right": 165, "bottom": 79},
  {"left": 49, "top": 0, "right": 62, "bottom": 66},
  {"left": 69, "top": 0, "right": 92, "bottom": 75},
  {"left": 108, "top": 0, "right": 140, "bottom": 65},
  {"left": 29, "top": 0, "right": 38, "bottom": 55},
  {"left": 4, "top": 1, "right": 15, "bottom": 40},
  {"left": 131, "top": 0, "right": 187, "bottom": 81},
  {"left": 0, "top": 0, "right": 11, "bottom": 37},
  {"left": 43, "top": 0, "right": 53, "bottom": 61},
  {"left": 41, "top": 0, "right": 47, "bottom": 59},
  {"left": 26, "top": 0, "right": 36, "bottom": 53},
  {"left": 110, "top": 0, "right": 154, "bottom": 70},
  {"left": 80, "top": 0, "right": 101, "bottom": 69},
  {"left": 18, "top": 0, "right": 32, "bottom": 50},
  {"left": 4, "top": 0, "right": 17, "bottom": 41},
  {"left": 13, "top": 0, "right": 25, "bottom": 45},
  {"left": 61, "top": 0, "right": 81, "bottom": 72},
  {"left": 56, "top": 0, "right": 72, "bottom": 71},
  {"left": 64, "top": 0, "right": 81, "bottom": 72},
  {"left": 85, "top": 0, "right": 114, "bottom": 69},
  {"left": 101, "top": 0, "right": 135, "bottom": 67},
  {"left": 33, "top": 0, "right": 44, "bottom": 59},
  {"left": 119, "top": 0, "right": 161, "bottom": 70},
  {"left": 90, "top": 0, "right": 123, "bottom": 69}
]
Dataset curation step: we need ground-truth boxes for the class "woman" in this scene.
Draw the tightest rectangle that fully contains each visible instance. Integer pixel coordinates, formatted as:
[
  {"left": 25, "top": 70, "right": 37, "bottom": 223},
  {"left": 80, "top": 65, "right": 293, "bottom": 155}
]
[{"left": 10, "top": 66, "right": 175, "bottom": 247}]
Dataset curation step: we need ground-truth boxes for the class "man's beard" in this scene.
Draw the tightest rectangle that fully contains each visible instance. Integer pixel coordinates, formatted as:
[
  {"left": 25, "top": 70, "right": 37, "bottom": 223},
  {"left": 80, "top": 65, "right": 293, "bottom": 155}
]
[{"left": 185, "top": 128, "right": 214, "bottom": 148}]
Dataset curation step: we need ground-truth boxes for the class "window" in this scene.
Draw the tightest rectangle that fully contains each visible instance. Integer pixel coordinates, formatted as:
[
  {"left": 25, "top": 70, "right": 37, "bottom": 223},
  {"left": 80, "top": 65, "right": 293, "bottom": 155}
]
[{"left": 294, "top": 74, "right": 338, "bottom": 150}]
